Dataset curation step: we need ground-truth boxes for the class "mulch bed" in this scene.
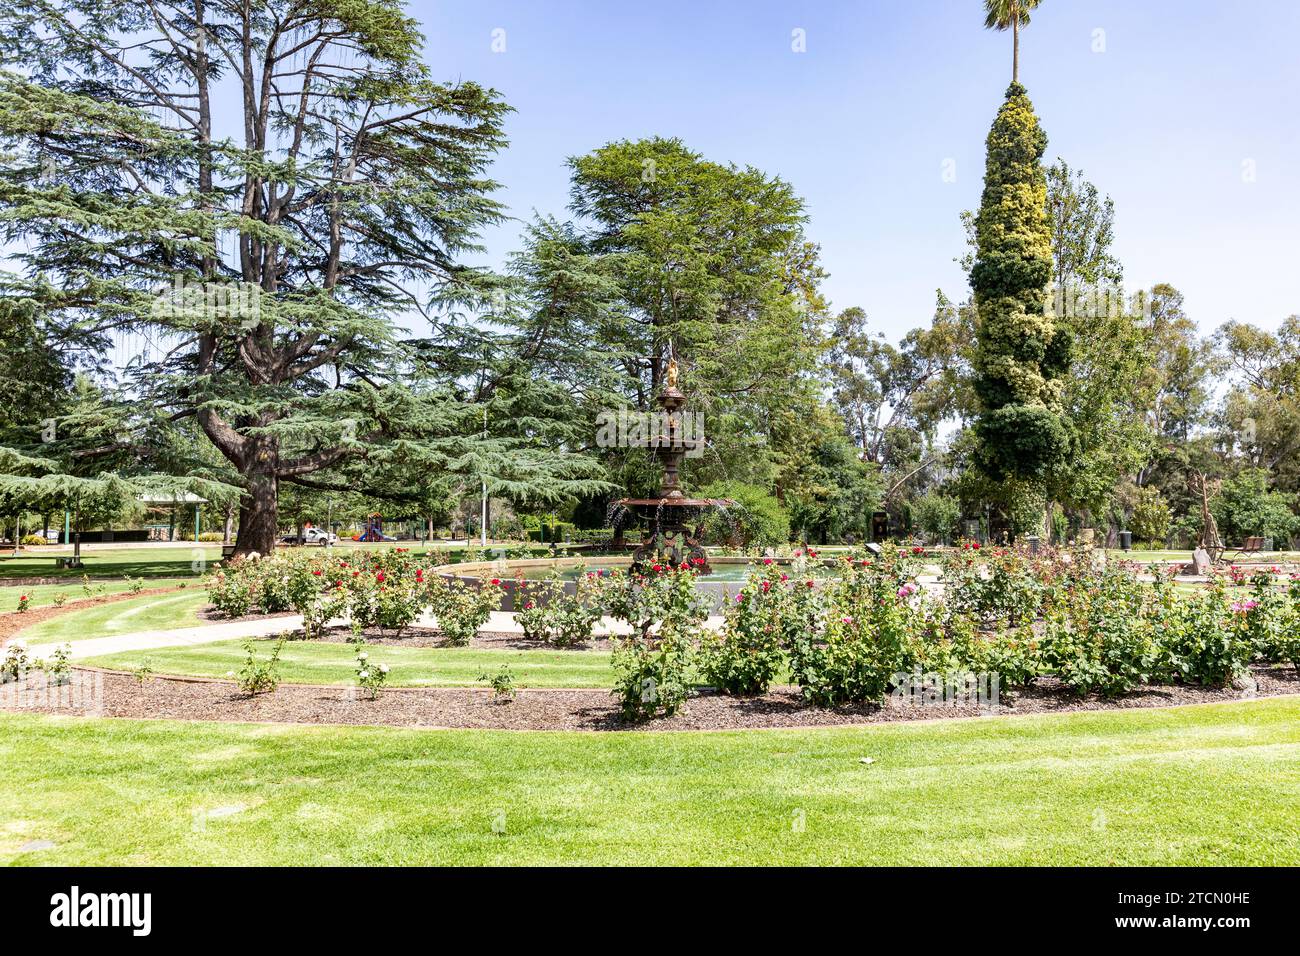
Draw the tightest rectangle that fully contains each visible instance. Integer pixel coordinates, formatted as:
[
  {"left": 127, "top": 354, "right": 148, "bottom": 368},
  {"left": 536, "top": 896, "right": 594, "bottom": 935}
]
[
  {"left": 0, "top": 586, "right": 193, "bottom": 643},
  {"left": 5, "top": 665, "right": 1296, "bottom": 733},
  {"left": 302, "top": 624, "right": 613, "bottom": 651},
  {"left": 197, "top": 607, "right": 300, "bottom": 626}
]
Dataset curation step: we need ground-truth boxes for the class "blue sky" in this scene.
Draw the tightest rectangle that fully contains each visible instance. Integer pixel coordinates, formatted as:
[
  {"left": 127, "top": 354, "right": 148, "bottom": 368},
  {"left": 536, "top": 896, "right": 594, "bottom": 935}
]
[{"left": 416, "top": 0, "right": 1300, "bottom": 341}]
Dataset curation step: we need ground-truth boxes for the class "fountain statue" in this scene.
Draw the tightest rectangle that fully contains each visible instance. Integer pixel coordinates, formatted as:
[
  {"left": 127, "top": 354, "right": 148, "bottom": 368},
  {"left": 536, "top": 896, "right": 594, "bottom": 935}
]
[{"left": 612, "top": 357, "right": 729, "bottom": 573}]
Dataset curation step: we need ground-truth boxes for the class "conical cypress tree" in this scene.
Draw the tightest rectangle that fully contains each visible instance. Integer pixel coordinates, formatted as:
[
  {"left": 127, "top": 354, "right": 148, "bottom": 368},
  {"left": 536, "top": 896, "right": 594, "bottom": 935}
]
[{"left": 970, "top": 83, "right": 1071, "bottom": 482}]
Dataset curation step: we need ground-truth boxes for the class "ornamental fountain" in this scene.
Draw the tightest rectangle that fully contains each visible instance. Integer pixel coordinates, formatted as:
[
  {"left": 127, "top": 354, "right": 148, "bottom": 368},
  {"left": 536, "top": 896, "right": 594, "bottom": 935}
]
[{"left": 611, "top": 358, "right": 730, "bottom": 573}]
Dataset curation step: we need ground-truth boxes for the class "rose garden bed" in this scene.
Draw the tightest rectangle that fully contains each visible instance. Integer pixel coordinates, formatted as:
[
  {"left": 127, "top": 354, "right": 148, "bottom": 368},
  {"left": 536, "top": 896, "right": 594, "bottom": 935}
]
[{"left": 5, "top": 663, "right": 1295, "bottom": 732}]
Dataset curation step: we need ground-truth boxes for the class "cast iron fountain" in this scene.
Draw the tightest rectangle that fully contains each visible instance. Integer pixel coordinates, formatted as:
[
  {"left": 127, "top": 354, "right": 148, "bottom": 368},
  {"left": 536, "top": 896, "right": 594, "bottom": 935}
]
[{"left": 612, "top": 358, "right": 729, "bottom": 573}]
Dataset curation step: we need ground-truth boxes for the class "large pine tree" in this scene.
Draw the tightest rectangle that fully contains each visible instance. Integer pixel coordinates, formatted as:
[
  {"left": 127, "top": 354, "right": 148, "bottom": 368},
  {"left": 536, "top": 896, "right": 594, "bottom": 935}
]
[
  {"left": 0, "top": 1, "right": 607, "bottom": 555},
  {"left": 970, "top": 83, "right": 1070, "bottom": 487}
]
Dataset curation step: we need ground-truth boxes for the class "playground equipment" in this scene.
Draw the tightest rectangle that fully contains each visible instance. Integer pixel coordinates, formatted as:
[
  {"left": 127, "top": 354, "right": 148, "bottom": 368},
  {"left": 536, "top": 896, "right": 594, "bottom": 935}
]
[{"left": 356, "top": 513, "right": 395, "bottom": 542}]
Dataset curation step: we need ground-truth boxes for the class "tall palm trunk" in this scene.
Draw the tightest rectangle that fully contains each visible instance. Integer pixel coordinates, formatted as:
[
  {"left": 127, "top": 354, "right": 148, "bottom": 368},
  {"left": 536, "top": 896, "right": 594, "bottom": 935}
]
[{"left": 1012, "top": 13, "right": 1020, "bottom": 82}]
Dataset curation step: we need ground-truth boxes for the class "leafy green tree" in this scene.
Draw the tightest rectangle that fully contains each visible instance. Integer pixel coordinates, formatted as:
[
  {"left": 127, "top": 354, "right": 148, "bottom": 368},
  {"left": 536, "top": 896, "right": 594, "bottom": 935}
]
[
  {"left": 912, "top": 491, "right": 962, "bottom": 544},
  {"left": 827, "top": 293, "right": 968, "bottom": 472},
  {"left": 1216, "top": 316, "right": 1300, "bottom": 494},
  {"left": 775, "top": 404, "right": 883, "bottom": 544},
  {"left": 699, "top": 480, "right": 790, "bottom": 548},
  {"left": 560, "top": 137, "right": 827, "bottom": 488},
  {"left": 1212, "top": 469, "right": 1298, "bottom": 545},
  {"left": 970, "top": 84, "right": 1069, "bottom": 490},
  {"left": 1129, "top": 486, "right": 1171, "bottom": 546},
  {"left": 1045, "top": 159, "right": 1123, "bottom": 293},
  {"left": 983, "top": 0, "right": 1044, "bottom": 83},
  {"left": 0, "top": 0, "right": 604, "bottom": 556}
]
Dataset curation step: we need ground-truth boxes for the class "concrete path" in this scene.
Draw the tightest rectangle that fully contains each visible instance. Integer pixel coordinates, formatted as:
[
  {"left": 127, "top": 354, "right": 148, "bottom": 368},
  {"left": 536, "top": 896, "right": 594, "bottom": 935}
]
[
  {"left": 62, "top": 616, "right": 306, "bottom": 660},
  {"left": 56, "top": 608, "right": 728, "bottom": 660}
]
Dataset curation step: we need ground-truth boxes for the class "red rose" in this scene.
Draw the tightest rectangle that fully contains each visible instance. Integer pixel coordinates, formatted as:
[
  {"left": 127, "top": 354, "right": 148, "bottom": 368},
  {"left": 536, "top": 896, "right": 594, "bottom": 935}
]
[{"left": 490, "top": 578, "right": 501, "bottom": 586}]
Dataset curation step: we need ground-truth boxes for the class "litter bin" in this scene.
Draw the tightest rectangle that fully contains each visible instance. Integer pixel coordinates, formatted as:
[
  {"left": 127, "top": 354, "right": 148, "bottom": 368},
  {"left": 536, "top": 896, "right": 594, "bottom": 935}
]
[
  {"left": 1118, "top": 531, "right": 1132, "bottom": 551},
  {"left": 1026, "top": 535, "right": 1040, "bottom": 555}
]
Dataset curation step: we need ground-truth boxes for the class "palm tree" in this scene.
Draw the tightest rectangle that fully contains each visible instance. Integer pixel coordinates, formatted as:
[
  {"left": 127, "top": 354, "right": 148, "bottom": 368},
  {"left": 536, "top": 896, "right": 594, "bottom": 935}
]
[{"left": 984, "top": 0, "right": 1043, "bottom": 83}]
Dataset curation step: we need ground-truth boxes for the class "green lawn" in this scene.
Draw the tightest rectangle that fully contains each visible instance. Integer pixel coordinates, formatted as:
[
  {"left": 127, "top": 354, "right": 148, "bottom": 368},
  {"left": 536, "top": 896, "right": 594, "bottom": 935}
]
[
  {"left": 82, "top": 636, "right": 616, "bottom": 688},
  {"left": 20, "top": 589, "right": 213, "bottom": 645},
  {"left": 0, "top": 577, "right": 201, "bottom": 614},
  {"left": 1, "top": 697, "right": 1298, "bottom": 865},
  {"left": 0, "top": 547, "right": 220, "bottom": 581}
]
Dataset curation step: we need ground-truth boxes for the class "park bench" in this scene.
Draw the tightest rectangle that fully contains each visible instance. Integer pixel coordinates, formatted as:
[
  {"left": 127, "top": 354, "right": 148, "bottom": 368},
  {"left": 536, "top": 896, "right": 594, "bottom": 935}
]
[{"left": 1228, "top": 536, "right": 1266, "bottom": 558}]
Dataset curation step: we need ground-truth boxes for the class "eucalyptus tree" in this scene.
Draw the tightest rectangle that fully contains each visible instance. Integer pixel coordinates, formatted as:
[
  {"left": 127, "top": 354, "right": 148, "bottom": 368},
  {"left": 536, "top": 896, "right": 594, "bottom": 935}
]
[{"left": 0, "top": 0, "right": 606, "bottom": 556}]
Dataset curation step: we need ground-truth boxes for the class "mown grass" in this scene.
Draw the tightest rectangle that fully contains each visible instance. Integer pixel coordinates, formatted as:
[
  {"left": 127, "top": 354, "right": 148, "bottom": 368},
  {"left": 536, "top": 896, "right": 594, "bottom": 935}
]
[
  {"left": 82, "top": 636, "right": 615, "bottom": 688},
  {"left": 1, "top": 697, "right": 1298, "bottom": 865},
  {"left": 20, "top": 590, "right": 213, "bottom": 645},
  {"left": 0, "top": 577, "right": 201, "bottom": 614},
  {"left": 0, "top": 547, "right": 220, "bottom": 580}
]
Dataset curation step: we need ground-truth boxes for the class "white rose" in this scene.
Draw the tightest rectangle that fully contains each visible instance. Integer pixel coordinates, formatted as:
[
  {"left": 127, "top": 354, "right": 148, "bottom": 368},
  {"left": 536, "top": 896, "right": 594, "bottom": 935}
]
[
  {"left": 358, "top": 670, "right": 369, "bottom": 680},
  {"left": 379, "top": 664, "right": 389, "bottom": 674},
  {"left": 358, "top": 651, "right": 368, "bottom": 660}
]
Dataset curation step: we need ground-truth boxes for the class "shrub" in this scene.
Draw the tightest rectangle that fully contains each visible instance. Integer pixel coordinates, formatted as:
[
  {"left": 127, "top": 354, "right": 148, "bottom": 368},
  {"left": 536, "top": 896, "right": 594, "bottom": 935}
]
[
  {"left": 516, "top": 569, "right": 605, "bottom": 647},
  {"left": 429, "top": 577, "right": 502, "bottom": 647},
  {"left": 346, "top": 564, "right": 424, "bottom": 639},
  {"left": 974, "top": 626, "right": 1042, "bottom": 688},
  {"left": 1159, "top": 580, "right": 1253, "bottom": 686},
  {"left": 1, "top": 640, "right": 29, "bottom": 682},
  {"left": 208, "top": 564, "right": 258, "bottom": 618},
  {"left": 235, "top": 638, "right": 284, "bottom": 695},
  {"left": 1129, "top": 486, "right": 1171, "bottom": 545},
  {"left": 20, "top": 534, "right": 46, "bottom": 546},
  {"left": 1212, "top": 468, "right": 1298, "bottom": 545},
  {"left": 16, "top": 593, "right": 29, "bottom": 613},
  {"left": 38, "top": 644, "right": 72, "bottom": 686},
  {"left": 51, "top": 592, "right": 68, "bottom": 608},
  {"left": 610, "top": 626, "right": 694, "bottom": 720},
  {"left": 1040, "top": 567, "right": 1157, "bottom": 696},
  {"left": 126, "top": 576, "right": 145, "bottom": 595},
  {"left": 603, "top": 563, "right": 710, "bottom": 642},
  {"left": 699, "top": 563, "right": 809, "bottom": 695},
  {"left": 698, "top": 480, "right": 790, "bottom": 548},
  {"left": 478, "top": 664, "right": 516, "bottom": 703},
  {"left": 134, "top": 657, "right": 155, "bottom": 687},
  {"left": 785, "top": 559, "right": 912, "bottom": 706},
  {"left": 354, "top": 648, "right": 389, "bottom": 700}
]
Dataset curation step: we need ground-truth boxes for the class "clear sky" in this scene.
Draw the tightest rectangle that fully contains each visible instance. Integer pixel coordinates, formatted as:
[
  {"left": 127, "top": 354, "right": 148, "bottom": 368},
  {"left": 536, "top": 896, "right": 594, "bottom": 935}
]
[{"left": 415, "top": 0, "right": 1300, "bottom": 341}]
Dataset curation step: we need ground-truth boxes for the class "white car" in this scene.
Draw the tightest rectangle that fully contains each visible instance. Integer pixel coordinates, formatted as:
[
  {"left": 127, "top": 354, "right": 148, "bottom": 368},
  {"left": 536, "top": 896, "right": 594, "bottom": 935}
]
[{"left": 282, "top": 528, "right": 337, "bottom": 545}]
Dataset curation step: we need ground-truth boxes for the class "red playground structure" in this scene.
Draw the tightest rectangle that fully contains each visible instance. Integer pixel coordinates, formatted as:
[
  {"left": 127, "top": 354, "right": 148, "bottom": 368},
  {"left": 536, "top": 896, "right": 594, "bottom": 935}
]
[{"left": 356, "top": 513, "right": 396, "bottom": 542}]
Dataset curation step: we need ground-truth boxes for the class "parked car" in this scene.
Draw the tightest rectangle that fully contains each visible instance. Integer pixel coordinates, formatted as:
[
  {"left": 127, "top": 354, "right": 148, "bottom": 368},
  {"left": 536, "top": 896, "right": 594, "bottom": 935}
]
[{"left": 280, "top": 528, "right": 338, "bottom": 546}]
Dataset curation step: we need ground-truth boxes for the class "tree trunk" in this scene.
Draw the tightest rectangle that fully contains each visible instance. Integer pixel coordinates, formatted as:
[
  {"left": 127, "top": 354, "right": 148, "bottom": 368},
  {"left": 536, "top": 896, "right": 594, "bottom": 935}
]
[
  {"left": 1012, "top": 15, "right": 1020, "bottom": 83},
  {"left": 234, "top": 471, "right": 279, "bottom": 558}
]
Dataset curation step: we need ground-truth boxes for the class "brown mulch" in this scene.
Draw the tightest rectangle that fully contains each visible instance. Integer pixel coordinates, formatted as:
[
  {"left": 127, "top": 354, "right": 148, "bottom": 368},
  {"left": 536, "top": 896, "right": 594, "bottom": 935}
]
[
  {"left": 5, "top": 665, "right": 1296, "bottom": 733},
  {"left": 0, "top": 586, "right": 192, "bottom": 643},
  {"left": 197, "top": 606, "right": 299, "bottom": 626},
  {"left": 301, "top": 624, "right": 613, "bottom": 651}
]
